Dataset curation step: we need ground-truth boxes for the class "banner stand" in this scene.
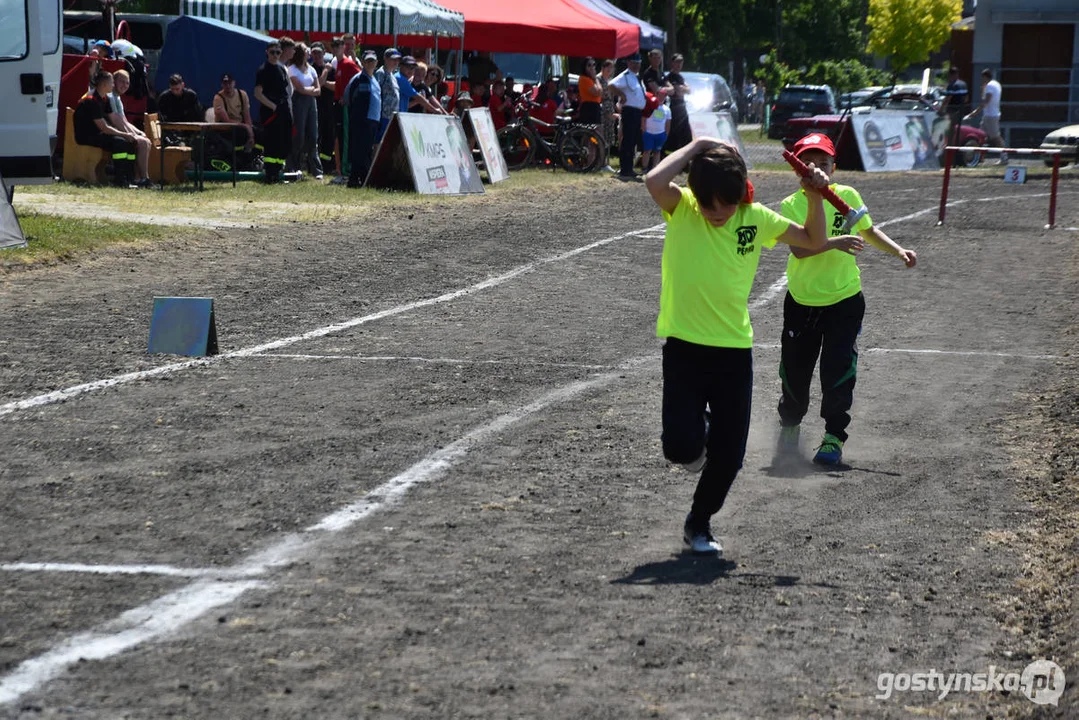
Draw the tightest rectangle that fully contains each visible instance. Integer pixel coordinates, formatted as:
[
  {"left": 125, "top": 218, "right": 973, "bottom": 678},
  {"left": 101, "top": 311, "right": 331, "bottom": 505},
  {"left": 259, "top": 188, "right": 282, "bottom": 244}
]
[
  {"left": 463, "top": 108, "right": 509, "bottom": 184},
  {"left": 367, "top": 113, "right": 485, "bottom": 195}
]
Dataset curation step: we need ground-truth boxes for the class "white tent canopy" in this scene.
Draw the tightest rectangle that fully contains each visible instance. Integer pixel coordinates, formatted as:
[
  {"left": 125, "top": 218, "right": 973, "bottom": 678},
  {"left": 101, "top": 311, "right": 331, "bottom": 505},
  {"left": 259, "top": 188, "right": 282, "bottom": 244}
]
[{"left": 182, "top": 0, "right": 464, "bottom": 37}]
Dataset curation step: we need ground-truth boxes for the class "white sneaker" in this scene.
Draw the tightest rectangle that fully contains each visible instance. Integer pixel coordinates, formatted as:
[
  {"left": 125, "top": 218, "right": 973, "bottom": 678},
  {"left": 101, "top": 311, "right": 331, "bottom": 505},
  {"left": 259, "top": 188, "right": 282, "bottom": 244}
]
[{"left": 683, "top": 513, "right": 723, "bottom": 555}]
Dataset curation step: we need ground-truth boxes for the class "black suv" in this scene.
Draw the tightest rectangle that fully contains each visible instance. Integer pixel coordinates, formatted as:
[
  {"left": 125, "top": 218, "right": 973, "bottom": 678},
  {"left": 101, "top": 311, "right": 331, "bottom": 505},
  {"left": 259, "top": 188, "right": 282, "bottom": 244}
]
[{"left": 768, "top": 84, "right": 836, "bottom": 139}]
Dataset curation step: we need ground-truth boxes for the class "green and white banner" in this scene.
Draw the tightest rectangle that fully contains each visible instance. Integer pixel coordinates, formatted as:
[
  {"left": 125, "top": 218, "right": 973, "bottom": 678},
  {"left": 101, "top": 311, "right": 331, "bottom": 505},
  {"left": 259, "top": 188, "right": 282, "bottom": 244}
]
[{"left": 182, "top": 0, "right": 394, "bottom": 35}]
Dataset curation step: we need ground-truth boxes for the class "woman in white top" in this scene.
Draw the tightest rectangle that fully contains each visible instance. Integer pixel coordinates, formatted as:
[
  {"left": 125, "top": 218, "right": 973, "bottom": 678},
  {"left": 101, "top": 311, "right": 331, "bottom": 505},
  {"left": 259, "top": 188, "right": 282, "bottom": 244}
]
[{"left": 287, "top": 43, "right": 323, "bottom": 178}]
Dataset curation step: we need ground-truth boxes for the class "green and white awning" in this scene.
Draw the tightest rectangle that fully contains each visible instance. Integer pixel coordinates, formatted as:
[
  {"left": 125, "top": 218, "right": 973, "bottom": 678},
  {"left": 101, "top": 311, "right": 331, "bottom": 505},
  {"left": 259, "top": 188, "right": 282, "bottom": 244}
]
[
  {"left": 182, "top": 0, "right": 394, "bottom": 36},
  {"left": 181, "top": 0, "right": 464, "bottom": 36}
]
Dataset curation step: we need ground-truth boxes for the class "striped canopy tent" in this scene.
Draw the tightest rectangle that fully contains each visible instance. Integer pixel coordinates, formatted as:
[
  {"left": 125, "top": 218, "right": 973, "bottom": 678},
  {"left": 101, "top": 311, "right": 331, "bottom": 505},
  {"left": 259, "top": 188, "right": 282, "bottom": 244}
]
[{"left": 181, "top": 0, "right": 463, "bottom": 38}]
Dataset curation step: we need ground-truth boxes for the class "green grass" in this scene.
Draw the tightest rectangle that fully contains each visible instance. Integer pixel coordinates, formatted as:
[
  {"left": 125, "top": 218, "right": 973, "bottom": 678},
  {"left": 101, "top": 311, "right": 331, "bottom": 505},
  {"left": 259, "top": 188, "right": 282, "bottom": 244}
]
[{"left": 2, "top": 212, "right": 170, "bottom": 269}]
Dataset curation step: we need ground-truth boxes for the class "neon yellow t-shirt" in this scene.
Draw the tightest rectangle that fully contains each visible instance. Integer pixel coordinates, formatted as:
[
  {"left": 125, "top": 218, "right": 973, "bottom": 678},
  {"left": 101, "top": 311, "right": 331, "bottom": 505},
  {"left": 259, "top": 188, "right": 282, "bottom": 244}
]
[
  {"left": 657, "top": 186, "right": 790, "bottom": 348},
  {"left": 781, "top": 184, "right": 873, "bottom": 307}
]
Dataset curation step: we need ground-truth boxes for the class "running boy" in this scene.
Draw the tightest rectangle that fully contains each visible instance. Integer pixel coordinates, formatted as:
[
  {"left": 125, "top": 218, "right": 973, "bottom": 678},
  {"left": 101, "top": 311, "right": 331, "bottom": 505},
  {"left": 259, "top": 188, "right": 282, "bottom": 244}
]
[
  {"left": 775, "top": 133, "right": 917, "bottom": 465},
  {"left": 644, "top": 136, "right": 845, "bottom": 555}
]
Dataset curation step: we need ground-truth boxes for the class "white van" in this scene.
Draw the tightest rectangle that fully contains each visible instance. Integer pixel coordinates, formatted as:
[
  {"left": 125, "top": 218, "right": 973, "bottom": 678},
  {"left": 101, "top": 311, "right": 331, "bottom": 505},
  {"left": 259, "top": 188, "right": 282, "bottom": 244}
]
[{"left": 1, "top": 0, "right": 63, "bottom": 195}]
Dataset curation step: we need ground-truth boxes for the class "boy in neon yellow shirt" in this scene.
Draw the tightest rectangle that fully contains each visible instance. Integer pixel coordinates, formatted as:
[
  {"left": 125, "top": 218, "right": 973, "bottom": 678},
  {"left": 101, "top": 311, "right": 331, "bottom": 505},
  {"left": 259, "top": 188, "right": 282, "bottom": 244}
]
[
  {"left": 776, "top": 133, "right": 917, "bottom": 465},
  {"left": 644, "top": 136, "right": 848, "bottom": 555}
]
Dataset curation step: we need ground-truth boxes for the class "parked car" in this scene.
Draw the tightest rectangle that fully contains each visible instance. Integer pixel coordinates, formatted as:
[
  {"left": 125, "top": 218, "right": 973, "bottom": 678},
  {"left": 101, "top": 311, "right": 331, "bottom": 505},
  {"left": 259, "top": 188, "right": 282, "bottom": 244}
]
[
  {"left": 681, "top": 71, "right": 739, "bottom": 122},
  {"left": 1038, "top": 124, "right": 1079, "bottom": 166},
  {"left": 783, "top": 85, "right": 988, "bottom": 168},
  {"left": 767, "top": 84, "right": 836, "bottom": 139},
  {"left": 838, "top": 86, "right": 883, "bottom": 110}
]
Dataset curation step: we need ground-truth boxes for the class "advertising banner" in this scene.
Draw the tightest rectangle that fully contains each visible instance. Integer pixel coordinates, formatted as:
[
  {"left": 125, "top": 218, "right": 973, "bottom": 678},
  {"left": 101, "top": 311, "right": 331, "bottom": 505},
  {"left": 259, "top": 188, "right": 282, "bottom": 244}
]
[
  {"left": 465, "top": 108, "right": 509, "bottom": 184},
  {"left": 850, "top": 110, "right": 940, "bottom": 172},
  {"left": 688, "top": 111, "right": 752, "bottom": 168},
  {"left": 367, "top": 113, "right": 485, "bottom": 195}
]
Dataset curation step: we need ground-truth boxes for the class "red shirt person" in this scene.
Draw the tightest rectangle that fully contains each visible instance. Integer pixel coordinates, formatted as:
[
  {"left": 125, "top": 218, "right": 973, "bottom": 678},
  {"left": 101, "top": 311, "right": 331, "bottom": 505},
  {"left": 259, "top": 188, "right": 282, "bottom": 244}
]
[{"left": 488, "top": 79, "right": 512, "bottom": 130}]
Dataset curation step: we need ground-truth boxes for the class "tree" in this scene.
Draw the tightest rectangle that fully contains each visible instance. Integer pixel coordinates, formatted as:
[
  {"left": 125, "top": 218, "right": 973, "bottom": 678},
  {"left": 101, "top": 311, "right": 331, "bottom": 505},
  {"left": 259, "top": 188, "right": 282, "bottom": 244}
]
[{"left": 867, "top": 0, "right": 962, "bottom": 74}]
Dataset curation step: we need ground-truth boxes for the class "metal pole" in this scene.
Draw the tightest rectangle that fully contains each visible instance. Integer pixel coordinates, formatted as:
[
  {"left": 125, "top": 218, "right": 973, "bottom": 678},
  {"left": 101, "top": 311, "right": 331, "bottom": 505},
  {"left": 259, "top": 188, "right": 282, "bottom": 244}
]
[
  {"left": 1049, "top": 152, "right": 1060, "bottom": 228},
  {"left": 938, "top": 147, "right": 954, "bottom": 225},
  {"left": 457, "top": 33, "right": 464, "bottom": 93}
]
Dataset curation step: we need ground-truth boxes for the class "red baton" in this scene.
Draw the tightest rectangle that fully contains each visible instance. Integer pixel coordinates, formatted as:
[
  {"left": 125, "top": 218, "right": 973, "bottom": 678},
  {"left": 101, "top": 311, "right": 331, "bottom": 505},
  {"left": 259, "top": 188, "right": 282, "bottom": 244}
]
[{"left": 782, "top": 149, "right": 868, "bottom": 232}]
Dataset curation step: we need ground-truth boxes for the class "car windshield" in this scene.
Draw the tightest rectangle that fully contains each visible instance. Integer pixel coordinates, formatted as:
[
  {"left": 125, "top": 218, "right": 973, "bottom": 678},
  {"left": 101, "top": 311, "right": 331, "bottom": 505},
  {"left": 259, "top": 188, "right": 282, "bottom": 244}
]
[
  {"left": 490, "top": 53, "right": 544, "bottom": 85},
  {"left": 778, "top": 88, "right": 828, "bottom": 105}
]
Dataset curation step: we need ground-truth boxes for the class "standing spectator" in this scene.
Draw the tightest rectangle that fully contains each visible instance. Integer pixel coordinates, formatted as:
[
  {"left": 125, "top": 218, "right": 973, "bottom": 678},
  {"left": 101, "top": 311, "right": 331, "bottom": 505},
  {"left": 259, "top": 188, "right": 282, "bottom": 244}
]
[
  {"left": 752, "top": 79, "right": 766, "bottom": 124},
  {"left": 409, "top": 61, "right": 430, "bottom": 113},
  {"left": 342, "top": 49, "right": 381, "bottom": 188},
  {"left": 530, "top": 78, "right": 560, "bottom": 126},
  {"left": 287, "top": 43, "right": 322, "bottom": 179},
  {"left": 467, "top": 51, "right": 501, "bottom": 88},
  {"left": 212, "top": 72, "right": 255, "bottom": 165},
  {"left": 598, "top": 59, "right": 618, "bottom": 172},
  {"left": 640, "top": 48, "right": 672, "bottom": 100},
  {"left": 311, "top": 42, "right": 336, "bottom": 170},
  {"left": 941, "top": 66, "right": 968, "bottom": 149},
  {"left": 426, "top": 65, "right": 448, "bottom": 107},
  {"left": 489, "top": 79, "right": 512, "bottom": 130},
  {"left": 375, "top": 48, "right": 402, "bottom": 141},
  {"left": 332, "top": 35, "right": 359, "bottom": 175},
  {"left": 157, "top": 73, "right": 202, "bottom": 122},
  {"left": 105, "top": 70, "right": 154, "bottom": 187},
  {"left": 577, "top": 57, "right": 603, "bottom": 125},
  {"left": 965, "top": 68, "right": 1005, "bottom": 163},
  {"left": 608, "top": 53, "right": 646, "bottom": 179},
  {"left": 397, "top": 56, "right": 445, "bottom": 115},
  {"left": 664, "top": 53, "right": 691, "bottom": 152},
  {"left": 641, "top": 84, "right": 670, "bottom": 173},
  {"left": 75, "top": 71, "right": 140, "bottom": 187},
  {"left": 253, "top": 40, "right": 292, "bottom": 183},
  {"left": 471, "top": 79, "right": 490, "bottom": 108}
]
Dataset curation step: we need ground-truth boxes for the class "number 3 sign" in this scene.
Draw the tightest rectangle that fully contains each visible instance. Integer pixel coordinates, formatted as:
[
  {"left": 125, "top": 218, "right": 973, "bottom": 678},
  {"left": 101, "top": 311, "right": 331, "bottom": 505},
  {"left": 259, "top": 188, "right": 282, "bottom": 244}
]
[{"left": 1004, "top": 166, "right": 1027, "bottom": 184}]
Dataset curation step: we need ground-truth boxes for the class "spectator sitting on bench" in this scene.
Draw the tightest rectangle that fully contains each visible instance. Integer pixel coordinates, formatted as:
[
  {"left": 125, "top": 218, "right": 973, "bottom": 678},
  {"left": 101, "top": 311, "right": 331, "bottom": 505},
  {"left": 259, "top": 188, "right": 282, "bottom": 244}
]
[
  {"left": 213, "top": 72, "right": 255, "bottom": 152},
  {"left": 74, "top": 70, "right": 144, "bottom": 188},
  {"left": 106, "top": 69, "right": 154, "bottom": 187},
  {"left": 158, "top": 73, "right": 203, "bottom": 145}
]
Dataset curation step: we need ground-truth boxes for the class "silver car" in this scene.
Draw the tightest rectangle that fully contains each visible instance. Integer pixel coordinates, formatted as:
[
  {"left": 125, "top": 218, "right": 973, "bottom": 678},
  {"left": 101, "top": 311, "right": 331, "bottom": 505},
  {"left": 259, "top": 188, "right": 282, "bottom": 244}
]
[{"left": 1039, "top": 124, "right": 1079, "bottom": 166}]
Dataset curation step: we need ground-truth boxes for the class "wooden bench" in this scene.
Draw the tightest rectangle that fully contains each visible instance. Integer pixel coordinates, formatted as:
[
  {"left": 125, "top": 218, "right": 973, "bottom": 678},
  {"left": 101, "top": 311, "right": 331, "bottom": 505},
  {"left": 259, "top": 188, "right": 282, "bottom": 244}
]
[
  {"left": 144, "top": 112, "right": 193, "bottom": 185},
  {"left": 61, "top": 107, "right": 109, "bottom": 184}
]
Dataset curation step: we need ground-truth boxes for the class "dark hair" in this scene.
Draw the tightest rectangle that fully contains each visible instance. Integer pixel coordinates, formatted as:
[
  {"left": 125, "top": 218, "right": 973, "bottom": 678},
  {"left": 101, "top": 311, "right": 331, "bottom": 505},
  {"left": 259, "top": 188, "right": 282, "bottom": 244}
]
[
  {"left": 671, "top": 53, "right": 684, "bottom": 63},
  {"left": 266, "top": 40, "right": 280, "bottom": 50},
  {"left": 292, "top": 42, "right": 308, "bottom": 65},
  {"left": 981, "top": 68, "right": 993, "bottom": 78},
  {"left": 601, "top": 59, "right": 615, "bottom": 69},
  {"left": 583, "top": 56, "right": 597, "bottom": 78},
  {"left": 948, "top": 66, "right": 959, "bottom": 74},
  {"left": 92, "top": 69, "right": 113, "bottom": 87},
  {"left": 168, "top": 73, "right": 183, "bottom": 85},
  {"left": 279, "top": 36, "right": 295, "bottom": 50},
  {"left": 688, "top": 146, "right": 747, "bottom": 208}
]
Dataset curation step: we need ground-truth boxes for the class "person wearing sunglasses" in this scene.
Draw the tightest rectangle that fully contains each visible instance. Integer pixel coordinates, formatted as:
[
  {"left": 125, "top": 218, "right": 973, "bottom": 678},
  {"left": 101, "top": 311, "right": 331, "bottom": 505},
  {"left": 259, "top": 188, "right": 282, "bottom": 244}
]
[{"left": 253, "top": 40, "right": 293, "bottom": 183}]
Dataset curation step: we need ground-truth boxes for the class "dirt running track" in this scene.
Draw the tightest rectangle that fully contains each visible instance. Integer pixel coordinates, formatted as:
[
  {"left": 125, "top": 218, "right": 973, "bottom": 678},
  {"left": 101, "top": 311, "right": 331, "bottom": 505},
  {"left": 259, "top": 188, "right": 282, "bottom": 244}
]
[{"left": 0, "top": 171, "right": 1076, "bottom": 719}]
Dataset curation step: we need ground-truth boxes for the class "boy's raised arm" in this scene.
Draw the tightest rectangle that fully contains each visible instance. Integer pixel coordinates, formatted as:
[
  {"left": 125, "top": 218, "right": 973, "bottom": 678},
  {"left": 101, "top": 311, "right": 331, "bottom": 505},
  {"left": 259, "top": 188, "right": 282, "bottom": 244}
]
[{"left": 644, "top": 136, "right": 734, "bottom": 214}]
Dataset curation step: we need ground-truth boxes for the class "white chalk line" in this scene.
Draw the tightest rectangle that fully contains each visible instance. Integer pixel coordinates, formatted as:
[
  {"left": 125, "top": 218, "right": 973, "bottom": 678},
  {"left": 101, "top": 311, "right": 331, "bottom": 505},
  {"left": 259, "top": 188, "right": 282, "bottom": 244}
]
[
  {"left": 0, "top": 191, "right": 1056, "bottom": 706},
  {"left": 249, "top": 353, "right": 612, "bottom": 371},
  {"left": 0, "top": 562, "right": 263, "bottom": 579},
  {"left": 0, "top": 363, "right": 642, "bottom": 707},
  {"left": 0, "top": 222, "right": 665, "bottom": 420},
  {"left": 754, "top": 343, "right": 1060, "bottom": 361}
]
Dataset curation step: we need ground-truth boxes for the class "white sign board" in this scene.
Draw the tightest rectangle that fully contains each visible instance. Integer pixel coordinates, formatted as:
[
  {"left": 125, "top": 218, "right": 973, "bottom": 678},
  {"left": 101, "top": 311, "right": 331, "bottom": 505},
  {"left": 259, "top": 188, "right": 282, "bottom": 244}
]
[
  {"left": 688, "top": 111, "right": 752, "bottom": 168},
  {"left": 850, "top": 110, "right": 940, "bottom": 172},
  {"left": 367, "top": 113, "right": 484, "bottom": 195},
  {"left": 465, "top": 108, "right": 509, "bottom": 183},
  {"left": 1003, "top": 166, "right": 1027, "bottom": 184}
]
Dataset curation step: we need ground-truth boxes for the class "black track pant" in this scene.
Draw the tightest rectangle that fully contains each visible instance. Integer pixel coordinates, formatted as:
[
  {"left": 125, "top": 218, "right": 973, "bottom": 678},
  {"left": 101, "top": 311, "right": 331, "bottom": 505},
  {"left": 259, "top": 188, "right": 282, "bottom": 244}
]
[
  {"left": 259, "top": 104, "right": 292, "bottom": 180},
  {"left": 347, "top": 116, "right": 378, "bottom": 187},
  {"left": 662, "top": 338, "right": 753, "bottom": 519},
  {"left": 94, "top": 135, "right": 136, "bottom": 185},
  {"left": 777, "top": 291, "right": 865, "bottom": 442}
]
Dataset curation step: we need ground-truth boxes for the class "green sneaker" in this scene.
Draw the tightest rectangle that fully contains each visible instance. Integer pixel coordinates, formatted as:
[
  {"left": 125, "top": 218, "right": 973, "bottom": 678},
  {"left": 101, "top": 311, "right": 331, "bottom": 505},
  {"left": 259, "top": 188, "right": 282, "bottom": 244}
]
[{"left": 813, "top": 433, "right": 844, "bottom": 465}]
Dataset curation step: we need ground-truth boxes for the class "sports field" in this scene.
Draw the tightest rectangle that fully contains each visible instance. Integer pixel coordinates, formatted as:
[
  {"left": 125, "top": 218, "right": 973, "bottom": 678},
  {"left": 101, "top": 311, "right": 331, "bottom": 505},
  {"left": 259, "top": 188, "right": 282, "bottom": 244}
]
[{"left": 1, "top": 169, "right": 1076, "bottom": 718}]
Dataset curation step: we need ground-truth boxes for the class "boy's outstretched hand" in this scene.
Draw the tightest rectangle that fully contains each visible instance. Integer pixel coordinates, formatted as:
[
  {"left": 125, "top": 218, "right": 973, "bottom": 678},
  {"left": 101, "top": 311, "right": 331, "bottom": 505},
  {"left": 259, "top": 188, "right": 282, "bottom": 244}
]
[
  {"left": 898, "top": 248, "right": 917, "bottom": 268},
  {"left": 832, "top": 235, "right": 866, "bottom": 255}
]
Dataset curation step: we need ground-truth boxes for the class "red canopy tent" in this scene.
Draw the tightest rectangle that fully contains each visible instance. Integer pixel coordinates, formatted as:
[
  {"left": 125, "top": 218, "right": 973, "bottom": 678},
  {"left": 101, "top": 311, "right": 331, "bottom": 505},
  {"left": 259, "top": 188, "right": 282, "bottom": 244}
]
[{"left": 436, "top": 0, "right": 639, "bottom": 57}]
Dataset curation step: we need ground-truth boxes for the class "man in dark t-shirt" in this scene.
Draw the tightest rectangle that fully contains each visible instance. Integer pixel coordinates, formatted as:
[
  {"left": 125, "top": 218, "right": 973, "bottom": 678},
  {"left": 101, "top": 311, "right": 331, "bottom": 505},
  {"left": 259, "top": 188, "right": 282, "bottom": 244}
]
[
  {"left": 664, "top": 53, "right": 691, "bottom": 152},
  {"left": 942, "top": 66, "right": 969, "bottom": 151},
  {"left": 157, "top": 74, "right": 202, "bottom": 122},
  {"left": 639, "top": 49, "right": 669, "bottom": 98},
  {"left": 73, "top": 70, "right": 142, "bottom": 187},
  {"left": 253, "top": 40, "right": 293, "bottom": 182}
]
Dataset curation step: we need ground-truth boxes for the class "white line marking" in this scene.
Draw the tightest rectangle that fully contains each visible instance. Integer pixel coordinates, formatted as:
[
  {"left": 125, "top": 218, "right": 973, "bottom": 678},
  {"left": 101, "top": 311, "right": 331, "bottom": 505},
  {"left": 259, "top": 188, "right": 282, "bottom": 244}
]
[
  {"left": 0, "top": 223, "right": 664, "bottom": 419},
  {"left": 251, "top": 353, "right": 611, "bottom": 370},
  {"left": 754, "top": 343, "right": 1060, "bottom": 360},
  {"left": 0, "top": 580, "right": 262, "bottom": 706},
  {"left": 0, "top": 364, "right": 638, "bottom": 706},
  {"left": 0, "top": 562, "right": 262, "bottom": 579}
]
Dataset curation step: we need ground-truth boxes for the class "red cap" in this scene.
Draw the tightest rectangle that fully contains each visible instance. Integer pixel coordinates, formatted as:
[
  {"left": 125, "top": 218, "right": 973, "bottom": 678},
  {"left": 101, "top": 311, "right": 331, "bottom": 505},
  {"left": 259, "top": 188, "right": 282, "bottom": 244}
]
[{"left": 792, "top": 133, "right": 835, "bottom": 158}]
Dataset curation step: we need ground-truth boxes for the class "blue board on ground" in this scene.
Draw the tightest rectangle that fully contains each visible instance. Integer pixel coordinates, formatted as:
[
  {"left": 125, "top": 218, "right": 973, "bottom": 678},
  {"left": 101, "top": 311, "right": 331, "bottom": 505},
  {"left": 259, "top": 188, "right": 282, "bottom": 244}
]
[{"left": 148, "top": 297, "right": 219, "bottom": 356}]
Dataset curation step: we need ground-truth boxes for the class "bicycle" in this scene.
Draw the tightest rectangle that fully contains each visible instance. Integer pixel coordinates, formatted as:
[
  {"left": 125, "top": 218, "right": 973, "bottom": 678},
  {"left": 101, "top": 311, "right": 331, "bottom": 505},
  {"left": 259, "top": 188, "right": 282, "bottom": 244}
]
[{"left": 496, "top": 99, "right": 607, "bottom": 173}]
